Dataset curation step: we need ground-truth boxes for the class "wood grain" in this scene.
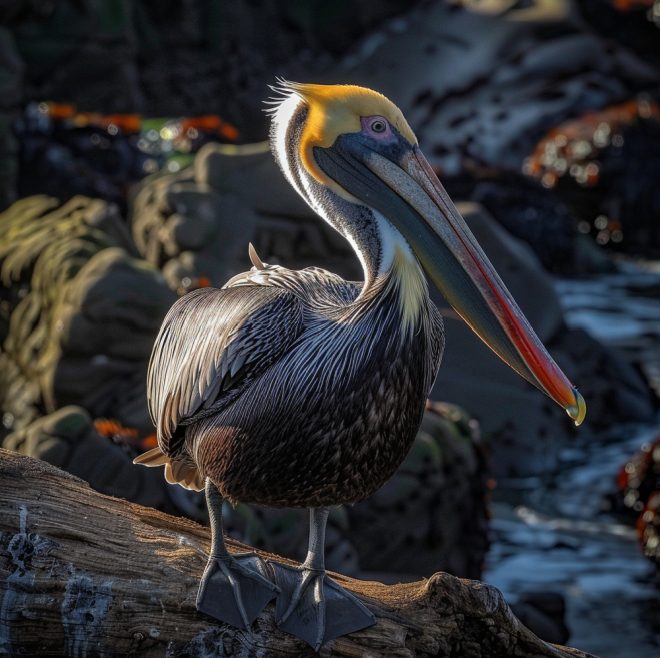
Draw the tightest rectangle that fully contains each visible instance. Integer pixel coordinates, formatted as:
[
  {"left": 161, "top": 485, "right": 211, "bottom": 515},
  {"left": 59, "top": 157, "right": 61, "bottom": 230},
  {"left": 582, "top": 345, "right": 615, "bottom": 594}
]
[{"left": 0, "top": 449, "right": 598, "bottom": 657}]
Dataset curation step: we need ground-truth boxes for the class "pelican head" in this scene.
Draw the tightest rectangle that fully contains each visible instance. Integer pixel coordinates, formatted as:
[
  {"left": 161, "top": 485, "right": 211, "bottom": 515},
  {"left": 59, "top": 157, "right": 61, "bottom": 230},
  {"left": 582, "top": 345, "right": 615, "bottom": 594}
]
[{"left": 268, "top": 81, "right": 586, "bottom": 426}]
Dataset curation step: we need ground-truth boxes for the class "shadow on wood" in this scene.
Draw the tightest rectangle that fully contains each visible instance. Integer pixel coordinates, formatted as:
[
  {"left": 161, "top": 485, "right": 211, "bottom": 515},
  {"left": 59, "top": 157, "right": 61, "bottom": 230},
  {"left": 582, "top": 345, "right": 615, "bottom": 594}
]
[{"left": 0, "top": 448, "right": 598, "bottom": 657}]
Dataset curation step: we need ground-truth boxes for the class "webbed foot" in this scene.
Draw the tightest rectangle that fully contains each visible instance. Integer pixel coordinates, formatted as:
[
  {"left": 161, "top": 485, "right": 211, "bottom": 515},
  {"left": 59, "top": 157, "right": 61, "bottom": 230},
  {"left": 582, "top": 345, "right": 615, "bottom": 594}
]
[
  {"left": 270, "top": 561, "right": 375, "bottom": 651},
  {"left": 197, "top": 551, "right": 278, "bottom": 628}
]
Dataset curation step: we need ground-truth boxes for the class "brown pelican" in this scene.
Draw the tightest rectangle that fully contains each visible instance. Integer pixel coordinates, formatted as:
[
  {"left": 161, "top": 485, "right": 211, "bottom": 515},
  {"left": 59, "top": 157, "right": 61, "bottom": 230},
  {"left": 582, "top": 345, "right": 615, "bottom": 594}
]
[{"left": 135, "top": 81, "right": 586, "bottom": 650}]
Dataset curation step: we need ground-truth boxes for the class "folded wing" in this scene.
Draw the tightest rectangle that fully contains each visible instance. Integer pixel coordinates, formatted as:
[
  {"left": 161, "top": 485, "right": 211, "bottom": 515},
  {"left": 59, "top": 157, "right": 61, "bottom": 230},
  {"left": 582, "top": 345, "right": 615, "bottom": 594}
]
[{"left": 146, "top": 284, "right": 305, "bottom": 456}]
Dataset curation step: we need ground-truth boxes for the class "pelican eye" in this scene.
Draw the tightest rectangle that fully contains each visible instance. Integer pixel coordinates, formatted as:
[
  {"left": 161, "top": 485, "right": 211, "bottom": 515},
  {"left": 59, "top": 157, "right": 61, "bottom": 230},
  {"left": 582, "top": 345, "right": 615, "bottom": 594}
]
[
  {"left": 360, "top": 115, "right": 393, "bottom": 140},
  {"left": 369, "top": 118, "right": 387, "bottom": 133}
]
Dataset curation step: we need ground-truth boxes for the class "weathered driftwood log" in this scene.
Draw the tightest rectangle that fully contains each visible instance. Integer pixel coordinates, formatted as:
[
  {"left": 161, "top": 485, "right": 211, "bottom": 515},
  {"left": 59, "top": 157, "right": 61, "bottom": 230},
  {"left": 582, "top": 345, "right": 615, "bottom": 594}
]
[{"left": 0, "top": 449, "right": 597, "bottom": 658}]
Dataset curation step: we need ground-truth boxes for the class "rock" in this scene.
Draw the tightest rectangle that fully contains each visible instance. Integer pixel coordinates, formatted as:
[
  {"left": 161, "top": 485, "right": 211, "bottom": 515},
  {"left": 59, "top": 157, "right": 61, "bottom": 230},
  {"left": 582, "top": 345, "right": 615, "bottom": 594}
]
[
  {"left": 50, "top": 247, "right": 174, "bottom": 432},
  {"left": 136, "top": 1, "right": 419, "bottom": 138},
  {"left": 9, "top": 1, "right": 143, "bottom": 113},
  {"left": 571, "top": 234, "right": 619, "bottom": 275},
  {"left": 0, "top": 26, "right": 22, "bottom": 209},
  {"left": 194, "top": 144, "right": 357, "bottom": 274},
  {"left": 525, "top": 100, "right": 660, "bottom": 258},
  {"left": 511, "top": 591, "right": 570, "bottom": 646},
  {"left": 4, "top": 1, "right": 417, "bottom": 141},
  {"left": 13, "top": 107, "right": 149, "bottom": 212},
  {"left": 3, "top": 406, "right": 197, "bottom": 519},
  {"left": 550, "top": 328, "right": 659, "bottom": 431},
  {"left": 638, "top": 492, "right": 660, "bottom": 569},
  {"left": 194, "top": 143, "right": 309, "bottom": 219},
  {"left": 615, "top": 436, "right": 660, "bottom": 569},
  {"left": 339, "top": 2, "right": 658, "bottom": 174},
  {"left": 0, "top": 196, "right": 174, "bottom": 437},
  {"left": 131, "top": 144, "right": 360, "bottom": 292},
  {"left": 443, "top": 169, "right": 616, "bottom": 276},
  {"left": 576, "top": 0, "right": 660, "bottom": 68},
  {"left": 131, "top": 170, "right": 261, "bottom": 291}
]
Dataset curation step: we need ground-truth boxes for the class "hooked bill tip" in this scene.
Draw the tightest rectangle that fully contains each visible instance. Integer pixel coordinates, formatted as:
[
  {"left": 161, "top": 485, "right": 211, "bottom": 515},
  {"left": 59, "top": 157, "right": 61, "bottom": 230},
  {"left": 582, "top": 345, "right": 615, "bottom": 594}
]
[{"left": 565, "top": 387, "right": 587, "bottom": 427}]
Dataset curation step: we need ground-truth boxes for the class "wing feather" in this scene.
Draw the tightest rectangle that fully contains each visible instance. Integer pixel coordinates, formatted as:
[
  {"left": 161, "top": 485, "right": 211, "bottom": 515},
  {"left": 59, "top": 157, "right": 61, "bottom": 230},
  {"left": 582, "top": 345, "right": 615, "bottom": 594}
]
[{"left": 147, "top": 284, "right": 304, "bottom": 455}]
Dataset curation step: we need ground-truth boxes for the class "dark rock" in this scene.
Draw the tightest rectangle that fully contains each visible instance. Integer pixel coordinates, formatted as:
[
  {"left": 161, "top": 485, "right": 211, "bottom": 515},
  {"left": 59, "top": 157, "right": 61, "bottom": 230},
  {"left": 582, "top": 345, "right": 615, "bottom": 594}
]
[
  {"left": 339, "top": 2, "right": 658, "bottom": 173},
  {"left": 136, "top": 0, "right": 419, "bottom": 138},
  {"left": 0, "top": 195, "right": 174, "bottom": 437},
  {"left": 12, "top": 104, "right": 245, "bottom": 212},
  {"left": 10, "top": 1, "right": 143, "bottom": 112},
  {"left": 50, "top": 247, "right": 175, "bottom": 433},
  {"left": 550, "top": 328, "right": 659, "bottom": 431},
  {"left": 131, "top": 169, "right": 260, "bottom": 291},
  {"left": 131, "top": 144, "right": 360, "bottom": 293},
  {"left": 432, "top": 203, "right": 569, "bottom": 477},
  {"left": 0, "top": 27, "right": 22, "bottom": 209},
  {"left": 525, "top": 100, "right": 660, "bottom": 258},
  {"left": 13, "top": 108, "right": 149, "bottom": 212},
  {"left": 5, "top": 1, "right": 417, "bottom": 140},
  {"left": 443, "top": 169, "right": 616, "bottom": 276},
  {"left": 576, "top": 0, "right": 660, "bottom": 69},
  {"left": 194, "top": 144, "right": 357, "bottom": 277},
  {"left": 511, "top": 591, "right": 569, "bottom": 646},
  {"left": 193, "top": 143, "right": 309, "bottom": 219},
  {"left": 638, "top": 492, "right": 660, "bottom": 569},
  {"left": 615, "top": 436, "right": 660, "bottom": 569},
  {"left": 3, "top": 406, "right": 182, "bottom": 515}
]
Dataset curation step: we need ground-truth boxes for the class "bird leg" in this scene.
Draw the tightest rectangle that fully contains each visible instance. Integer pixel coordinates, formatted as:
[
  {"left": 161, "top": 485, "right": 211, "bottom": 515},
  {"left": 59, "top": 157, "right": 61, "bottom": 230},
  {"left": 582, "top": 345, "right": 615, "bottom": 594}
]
[
  {"left": 269, "top": 507, "right": 375, "bottom": 651},
  {"left": 196, "top": 478, "right": 278, "bottom": 628}
]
